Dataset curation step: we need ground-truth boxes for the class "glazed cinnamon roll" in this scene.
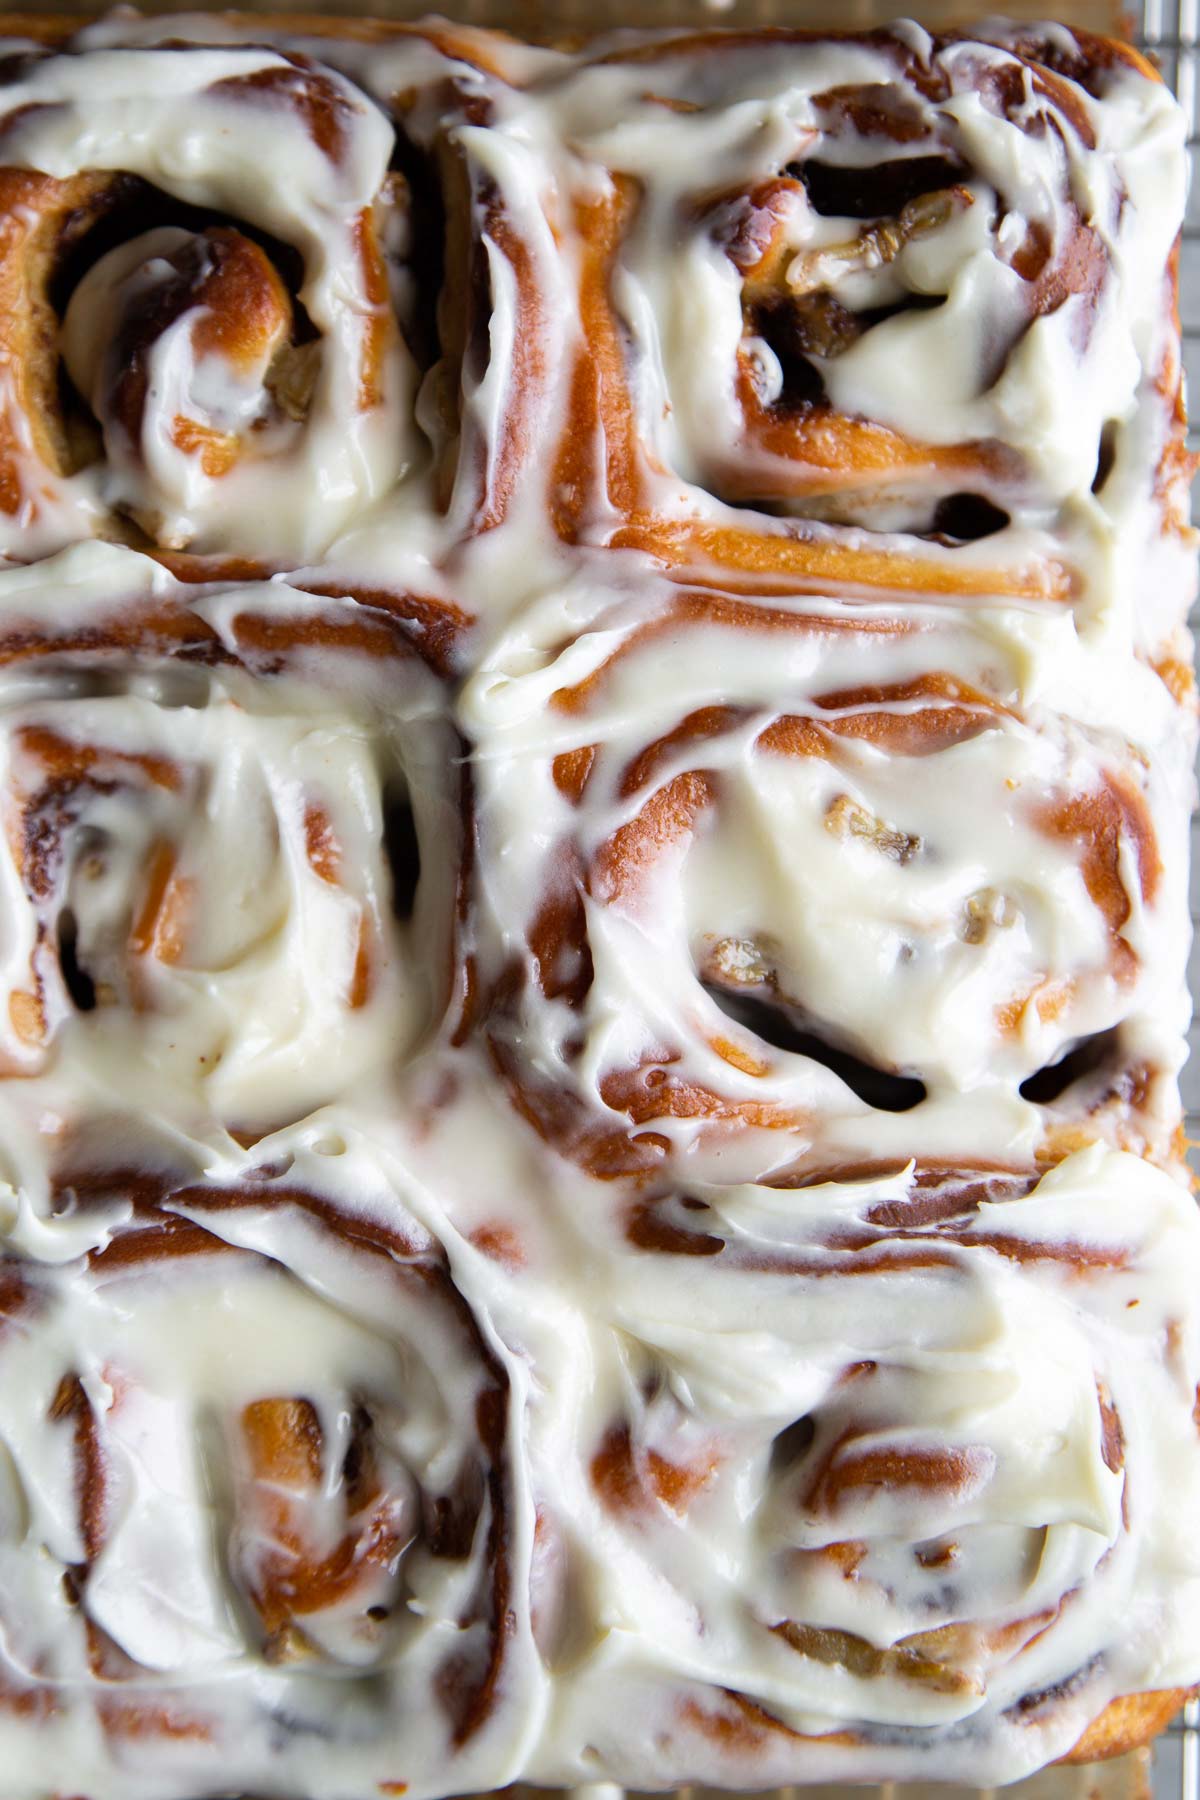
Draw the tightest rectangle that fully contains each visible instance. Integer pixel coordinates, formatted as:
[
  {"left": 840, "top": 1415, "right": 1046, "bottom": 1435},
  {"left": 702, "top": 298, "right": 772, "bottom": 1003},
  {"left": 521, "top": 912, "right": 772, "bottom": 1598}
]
[
  {"left": 518, "top": 28, "right": 1188, "bottom": 560},
  {"left": 0, "top": 1139, "right": 541, "bottom": 1796},
  {"left": 459, "top": 571, "right": 1191, "bottom": 1178},
  {"left": 538, "top": 1145, "right": 1200, "bottom": 1786},
  {"left": 0, "top": 41, "right": 414, "bottom": 561},
  {"left": 0, "top": 544, "right": 461, "bottom": 1139}
]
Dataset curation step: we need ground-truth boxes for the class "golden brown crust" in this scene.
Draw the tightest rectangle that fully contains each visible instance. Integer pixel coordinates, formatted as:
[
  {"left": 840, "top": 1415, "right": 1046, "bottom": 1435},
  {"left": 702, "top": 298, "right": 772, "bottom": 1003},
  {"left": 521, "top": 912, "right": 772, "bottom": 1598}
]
[
  {"left": 0, "top": 15, "right": 74, "bottom": 41},
  {"left": 0, "top": 7, "right": 1130, "bottom": 52},
  {"left": 1062, "top": 1687, "right": 1194, "bottom": 1763},
  {"left": 0, "top": 171, "right": 94, "bottom": 494}
]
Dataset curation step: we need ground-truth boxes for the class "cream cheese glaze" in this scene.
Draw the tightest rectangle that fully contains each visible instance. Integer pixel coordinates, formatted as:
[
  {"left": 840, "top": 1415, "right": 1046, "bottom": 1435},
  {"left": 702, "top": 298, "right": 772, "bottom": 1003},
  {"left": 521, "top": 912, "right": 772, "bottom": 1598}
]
[{"left": 0, "top": 13, "right": 1193, "bottom": 1798}]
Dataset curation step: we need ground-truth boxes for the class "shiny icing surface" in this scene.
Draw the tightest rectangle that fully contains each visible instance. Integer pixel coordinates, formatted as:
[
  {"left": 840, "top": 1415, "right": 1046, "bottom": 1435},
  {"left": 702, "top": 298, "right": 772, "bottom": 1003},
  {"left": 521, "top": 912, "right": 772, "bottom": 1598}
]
[{"left": 0, "top": 14, "right": 1193, "bottom": 1798}]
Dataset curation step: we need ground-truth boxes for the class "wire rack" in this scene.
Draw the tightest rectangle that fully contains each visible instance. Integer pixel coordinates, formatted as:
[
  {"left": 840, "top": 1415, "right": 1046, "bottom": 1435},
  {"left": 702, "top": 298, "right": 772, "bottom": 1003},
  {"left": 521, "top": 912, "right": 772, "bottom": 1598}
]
[
  {"left": 1104, "top": 7, "right": 1198, "bottom": 1800},
  {"left": 1153, "top": 0, "right": 1200, "bottom": 1118}
]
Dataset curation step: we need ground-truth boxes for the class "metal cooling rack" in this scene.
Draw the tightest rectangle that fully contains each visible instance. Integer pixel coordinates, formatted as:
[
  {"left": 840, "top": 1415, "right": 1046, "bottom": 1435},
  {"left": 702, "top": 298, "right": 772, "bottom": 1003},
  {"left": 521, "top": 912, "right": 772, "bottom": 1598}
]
[
  {"left": 1135, "top": 7, "right": 1200, "bottom": 1800},
  {"left": 1150, "top": 0, "right": 1200, "bottom": 1119}
]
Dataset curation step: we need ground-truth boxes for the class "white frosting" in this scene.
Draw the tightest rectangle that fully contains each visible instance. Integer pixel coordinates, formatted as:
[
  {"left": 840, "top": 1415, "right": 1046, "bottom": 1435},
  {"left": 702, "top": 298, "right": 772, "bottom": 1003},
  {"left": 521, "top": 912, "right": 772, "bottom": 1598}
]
[
  {"left": 0, "top": 17, "right": 1191, "bottom": 1799},
  {"left": 0, "top": 692, "right": 414, "bottom": 1121}
]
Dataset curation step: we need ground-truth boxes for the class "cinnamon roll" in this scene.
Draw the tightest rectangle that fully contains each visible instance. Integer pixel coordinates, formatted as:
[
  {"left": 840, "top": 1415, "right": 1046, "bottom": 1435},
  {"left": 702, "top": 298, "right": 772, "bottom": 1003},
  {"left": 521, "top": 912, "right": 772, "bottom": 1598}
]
[
  {"left": 0, "top": 1137, "right": 542, "bottom": 1797},
  {"left": 0, "top": 42, "right": 414, "bottom": 561},
  {"left": 551, "top": 28, "right": 1185, "bottom": 539},
  {"left": 0, "top": 544, "right": 460, "bottom": 1141},
  {"left": 459, "top": 570, "right": 1191, "bottom": 1178},
  {"left": 537, "top": 1145, "right": 1200, "bottom": 1786}
]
